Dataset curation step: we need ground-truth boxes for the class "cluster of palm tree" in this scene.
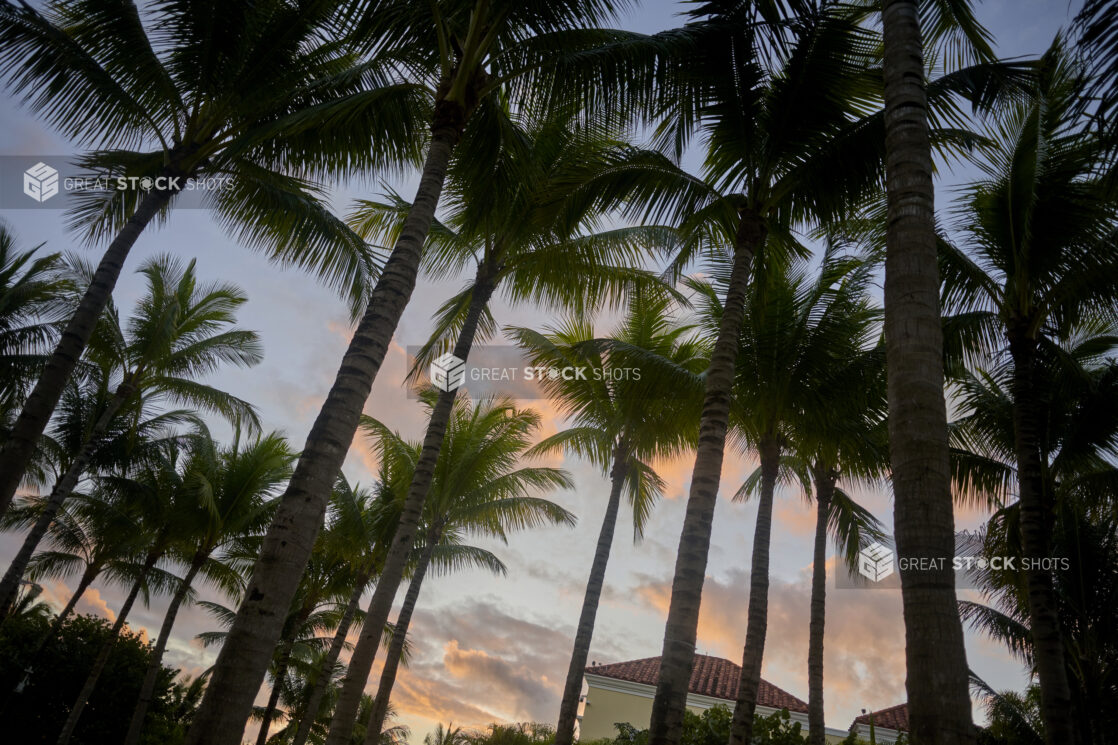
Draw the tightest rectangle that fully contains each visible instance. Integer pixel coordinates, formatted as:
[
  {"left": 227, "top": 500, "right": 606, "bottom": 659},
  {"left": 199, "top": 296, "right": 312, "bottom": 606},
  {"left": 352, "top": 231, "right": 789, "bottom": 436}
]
[{"left": 0, "top": 2, "right": 1116, "bottom": 745}]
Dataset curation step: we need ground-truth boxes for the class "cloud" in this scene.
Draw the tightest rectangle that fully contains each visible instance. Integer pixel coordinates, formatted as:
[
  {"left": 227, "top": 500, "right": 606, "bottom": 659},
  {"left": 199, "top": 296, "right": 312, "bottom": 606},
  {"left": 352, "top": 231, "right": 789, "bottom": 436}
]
[
  {"left": 369, "top": 600, "right": 576, "bottom": 733},
  {"left": 77, "top": 587, "right": 116, "bottom": 622}
]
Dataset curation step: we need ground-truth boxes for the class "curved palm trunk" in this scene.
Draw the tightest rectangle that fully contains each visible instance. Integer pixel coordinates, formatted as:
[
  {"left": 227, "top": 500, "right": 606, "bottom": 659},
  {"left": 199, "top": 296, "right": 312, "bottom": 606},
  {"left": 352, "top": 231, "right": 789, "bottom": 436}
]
[
  {"left": 729, "top": 438, "right": 780, "bottom": 745},
  {"left": 290, "top": 574, "right": 369, "bottom": 745},
  {"left": 182, "top": 110, "right": 467, "bottom": 745},
  {"left": 648, "top": 211, "right": 760, "bottom": 745},
  {"left": 1008, "top": 334, "right": 1077, "bottom": 745},
  {"left": 554, "top": 446, "right": 629, "bottom": 745},
  {"left": 806, "top": 469, "right": 835, "bottom": 745},
  {"left": 56, "top": 551, "right": 159, "bottom": 745},
  {"left": 122, "top": 551, "right": 206, "bottom": 745},
  {"left": 0, "top": 378, "right": 138, "bottom": 616},
  {"left": 880, "top": 2, "right": 974, "bottom": 743},
  {"left": 363, "top": 532, "right": 437, "bottom": 744},
  {"left": 0, "top": 188, "right": 173, "bottom": 518},
  {"left": 255, "top": 644, "right": 295, "bottom": 745},
  {"left": 323, "top": 271, "right": 496, "bottom": 745}
]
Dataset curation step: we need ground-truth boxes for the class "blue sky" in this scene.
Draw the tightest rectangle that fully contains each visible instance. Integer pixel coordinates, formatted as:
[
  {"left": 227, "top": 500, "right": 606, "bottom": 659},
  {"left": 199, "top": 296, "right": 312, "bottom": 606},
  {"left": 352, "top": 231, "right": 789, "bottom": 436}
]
[{"left": 0, "top": 0, "right": 1085, "bottom": 740}]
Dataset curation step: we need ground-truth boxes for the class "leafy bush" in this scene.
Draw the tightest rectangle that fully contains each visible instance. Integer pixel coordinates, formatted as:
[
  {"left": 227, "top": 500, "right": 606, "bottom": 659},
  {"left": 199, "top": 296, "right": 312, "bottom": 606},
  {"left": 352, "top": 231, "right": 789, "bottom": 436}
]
[
  {"left": 610, "top": 705, "right": 806, "bottom": 745},
  {"left": 0, "top": 611, "right": 198, "bottom": 744}
]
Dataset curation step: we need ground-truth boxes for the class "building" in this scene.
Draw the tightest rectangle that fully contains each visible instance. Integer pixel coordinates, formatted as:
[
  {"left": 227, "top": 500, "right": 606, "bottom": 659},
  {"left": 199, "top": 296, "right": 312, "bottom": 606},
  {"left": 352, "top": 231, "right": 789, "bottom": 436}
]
[
  {"left": 848, "top": 703, "right": 909, "bottom": 744},
  {"left": 578, "top": 654, "right": 849, "bottom": 743}
]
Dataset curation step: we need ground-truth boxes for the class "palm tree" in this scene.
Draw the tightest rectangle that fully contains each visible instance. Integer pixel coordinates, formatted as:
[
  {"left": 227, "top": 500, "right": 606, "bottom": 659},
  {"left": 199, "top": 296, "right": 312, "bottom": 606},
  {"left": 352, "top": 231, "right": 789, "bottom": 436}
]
[
  {"left": 49, "top": 437, "right": 190, "bottom": 745},
  {"left": 190, "top": 4, "right": 639, "bottom": 740},
  {"left": 289, "top": 480, "right": 386, "bottom": 745},
  {"left": 878, "top": 0, "right": 995, "bottom": 741},
  {"left": 426, "top": 723, "right": 470, "bottom": 745},
  {"left": 122, "top": 431, "right": 294, "bottom": 745},
  {"left": 0, "top": 476, "right": 147, "bottom": 661},
  {"left": 508, "top": 293, "right": 706, "bottom": 745},
  {"left": 360, "top": 394, "right": 574, "bottom": 743},
  {"left": 0, "top": 255, "right": 262, "bottom": 615},
  {"left": 938, "top": 40, "right": 1118, "bottom": 745},
  {"left": 781, "top": 331, "right": 888, "bottom": 745},
  {"left": 0, "top": 0, "right": 417, "bottom": 515},
  {"left": 251, "top": 560, "right": 356, "bottom": 745},
  {"left": 327, "top": 110, "right": 664, "bottom": 745},
  {"left": 542, "top": 9, "right": 893, "bottom": 739},
  {"left": 690, "top": 256, "right": 880, "bottom": 745},
  {"left": 963, "top": 500, "right": 1118, "bottom": 745},
  {"left": 951, "top": 332, "right": 1118, "bottom": 745}
]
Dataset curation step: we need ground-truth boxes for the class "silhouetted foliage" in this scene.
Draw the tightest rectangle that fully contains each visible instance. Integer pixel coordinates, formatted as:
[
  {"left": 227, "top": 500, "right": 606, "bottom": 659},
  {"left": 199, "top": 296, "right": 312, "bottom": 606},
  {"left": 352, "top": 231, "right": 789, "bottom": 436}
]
[{"left": 0, "top": 612, "right": 198, "bottom": 744}]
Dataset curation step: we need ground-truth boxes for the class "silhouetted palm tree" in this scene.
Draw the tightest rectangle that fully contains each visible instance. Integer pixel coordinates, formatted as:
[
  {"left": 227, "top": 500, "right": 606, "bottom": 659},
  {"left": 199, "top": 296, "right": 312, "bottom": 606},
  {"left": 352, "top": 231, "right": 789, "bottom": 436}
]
[{"left": 0, "top": 0, "right": 410, "bottom": 514}]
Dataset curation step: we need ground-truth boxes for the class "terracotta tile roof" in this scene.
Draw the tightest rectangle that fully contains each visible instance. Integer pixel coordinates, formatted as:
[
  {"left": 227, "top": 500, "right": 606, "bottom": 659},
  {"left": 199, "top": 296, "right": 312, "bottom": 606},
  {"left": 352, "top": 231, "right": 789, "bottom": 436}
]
[
  {"left": 584, "top": 654, "right": 808, "bottom": 714},
  {"left": 851, "top": 703, "right": 909, "bottom": 732}
]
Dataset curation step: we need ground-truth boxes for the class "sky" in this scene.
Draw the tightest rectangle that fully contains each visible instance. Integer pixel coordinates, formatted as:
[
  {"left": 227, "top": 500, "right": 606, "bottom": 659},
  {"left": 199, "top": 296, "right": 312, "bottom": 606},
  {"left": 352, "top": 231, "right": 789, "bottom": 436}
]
[{"left": 0, "top": 0, "right": 1087, "bottom": 742}]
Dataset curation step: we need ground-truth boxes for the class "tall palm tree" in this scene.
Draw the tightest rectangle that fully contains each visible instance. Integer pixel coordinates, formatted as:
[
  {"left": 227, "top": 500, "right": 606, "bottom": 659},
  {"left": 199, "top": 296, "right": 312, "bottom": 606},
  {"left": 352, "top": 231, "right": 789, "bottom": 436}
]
[
  {"left": 122, "top": 431, "right": 294, "bottom": 745},
  {"left": 938, "top": 40, "right": 1118, "bottom": 745},
  {"left": 359, "top": 394, "right": 573, "bottom": 743},
  {"left": 329, "top": 111, "right": 664, "bottom": 745},
  {"left": 508, "top": 293, "right": 706, "bottom": 745},
  {"left": 0, "top": 0, "right": 413, "bottom": 514},
  {"left": 878, "top": 0, "right": 994, "bottom": 741},
  {"left": 0, "top": 255, "right": 262, "bottom": 615},
  {"left": 190, "top": 5, "right": 639, "bottom": 741},
  {"left": 691, "top": 256, "right": 880, "bottom": 744}
]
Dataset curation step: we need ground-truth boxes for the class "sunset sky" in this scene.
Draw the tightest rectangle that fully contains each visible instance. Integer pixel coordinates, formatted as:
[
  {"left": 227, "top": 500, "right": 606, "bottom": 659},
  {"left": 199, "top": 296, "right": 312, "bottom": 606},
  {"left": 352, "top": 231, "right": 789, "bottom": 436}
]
[{"left": 0, "top": 0, "right": 1081, "bottom": 741}]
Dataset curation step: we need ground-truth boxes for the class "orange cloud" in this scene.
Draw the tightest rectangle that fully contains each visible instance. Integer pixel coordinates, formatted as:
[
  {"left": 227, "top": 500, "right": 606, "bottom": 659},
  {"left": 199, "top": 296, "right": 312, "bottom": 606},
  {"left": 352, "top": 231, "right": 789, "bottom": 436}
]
[{"left": 78, "top": 587, "right": 115, "bottom": 622}]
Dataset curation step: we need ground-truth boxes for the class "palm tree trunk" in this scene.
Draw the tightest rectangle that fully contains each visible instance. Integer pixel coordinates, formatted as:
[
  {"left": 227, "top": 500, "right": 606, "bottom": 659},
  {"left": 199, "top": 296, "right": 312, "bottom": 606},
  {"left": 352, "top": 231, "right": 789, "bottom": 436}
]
[
  {"left": 56, "top": 551, "right": 158, "bottom": 745},
  {"left": 648, "top": 210, "right": 760, "bottom": 745},
  {"left": 290, "top": 574, "right": 369, "bottom": 745},
  {"left": 363, "top": 532, "right": 438, "bottom": 744},
  {"left": 554, "top": 445, "right": 629, "bottom": 745},
  {"left": 806, "top": 469, "right": 835, "bottom": 745},
  {"left": 323, "top": 270, "right": 497, "bottom": 745},
  {"left": 122, "top": 550, "right": 206, "bottom": 745},
  {"left": 181, "top": 107, "right": 468, "bottom": 745},
  {"left": 1008, "top": 333, "right": 1077, "bottom": 745},
  {"left": 880, "top": 2, "right": 974, "bottom": 743},
  {"left": 0, "top": 377, "right": 138, "bottom": 616},
  {"left": 0, "top": 188, "right": 172, "bottom": 518},
  {"left": 729, "top": 438, "right": 780, "bottom": 745},
  {"left": 256, "top": 644, "right": 295, "bottom": 745}
]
